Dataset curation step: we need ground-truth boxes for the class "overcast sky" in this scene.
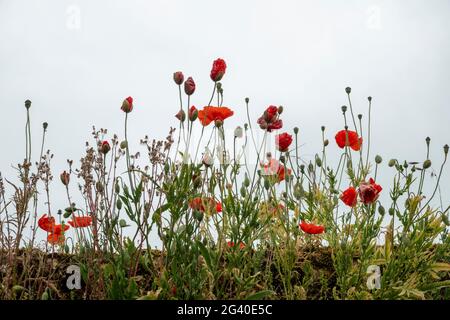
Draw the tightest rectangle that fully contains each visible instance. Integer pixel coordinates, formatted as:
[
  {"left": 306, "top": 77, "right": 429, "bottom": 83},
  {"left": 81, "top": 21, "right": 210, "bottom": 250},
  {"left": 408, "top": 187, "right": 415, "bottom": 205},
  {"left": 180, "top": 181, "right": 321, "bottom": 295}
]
[{"left": 1, "top": 0, "right": 449, "bottom": 245}]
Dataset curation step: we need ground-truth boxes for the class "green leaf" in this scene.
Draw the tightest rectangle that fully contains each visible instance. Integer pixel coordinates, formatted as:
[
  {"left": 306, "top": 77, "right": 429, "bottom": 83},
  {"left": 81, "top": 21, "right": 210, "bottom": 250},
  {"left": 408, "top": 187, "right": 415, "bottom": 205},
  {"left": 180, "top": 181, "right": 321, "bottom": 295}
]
[{"left": 245, "top": 290, "right": 275, "bottom": 300}]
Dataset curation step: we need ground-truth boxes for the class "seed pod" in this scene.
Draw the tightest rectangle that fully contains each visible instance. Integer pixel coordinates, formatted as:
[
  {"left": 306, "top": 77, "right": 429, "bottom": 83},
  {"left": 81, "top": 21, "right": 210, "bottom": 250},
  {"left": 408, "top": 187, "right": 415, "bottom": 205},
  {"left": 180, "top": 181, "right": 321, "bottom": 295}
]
[
  {"left": 388, "top": 159, "right": 396, "bottom": 167},
  {"left": 375, "top": 155, "right": 382, "bottom": 164},
  {"left": 315, "top": 155, "right": 322, "bottom": 167},
  {"left": 345, "top": 87, "right": 351, "bottom": 94},
  {"left": 423, "top": 159, "right": 431, "bottom": 169},
  {"left": 240, "top": 186, "right": 246, "bottom": 197},
  {"left": 388, "top": 208, "right": 395, "bottom": 216},
  {"left": 115, "top": 181, "right": 120, "bottom": 194},
  {"left": 324, "top": 139, "right": 329, "bottom": 147},
  {"left": 243, "top": 174, "right": 250, "bottom": 187},
  {"left": 120, "top": 141, "right": 128, "bottom": 149},
  {"left": 117, "top": 199, "right": 122, "bottom": 210},
  {"left": 119, "top": 219, "right": 127, "bottom": 228},
  {"left": 378, "top": 205, "right": 385, "bottom": 216}
]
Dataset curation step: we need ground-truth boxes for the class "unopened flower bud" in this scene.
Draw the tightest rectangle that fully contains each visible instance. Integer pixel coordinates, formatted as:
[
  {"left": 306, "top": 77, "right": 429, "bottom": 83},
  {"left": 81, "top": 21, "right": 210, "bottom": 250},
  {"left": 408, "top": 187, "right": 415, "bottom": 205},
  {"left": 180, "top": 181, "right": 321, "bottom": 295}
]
[
  {"left": 315, "top": 156, "right": 322, "bottom": 167},
  {"left": 378, "top": 205, "right": 385, "bottom": 216},
  {"left": 215, "top": 119, "right": 223, "bottom": 127},
  {"left": 173, "top": 71, "right": 184, "bottom": 85},
  {"left": 426, "top": 137, "right": 431, "bottom": 147},
  {"left": 202, "top": 149, "right": 214, "bottom": 167},
  {"left": 388, "top": 208, "right": 395, "bottom": 216},
  {"left": 321, "top": 126, "right": 325, "bottom": 132},
  {"left": 100, "top": 141, "right": 111, "bottom": 154},
  {"left": 277, "top": 106, "right": 283, "bottom": 114},
  {"left": 234, "top": 126, "right": 243, "bottom": 138},
  {"left": 184, "top": 77, "right": 196, "bottom": 95},
  {"left": 324, "top": 139, "right": 329, "bottom": 147},
  {"left": 43, "top": 122, "right": 48, "bottom": 130},
  {"left": 25, "top": 100, "right": 31, "bottom": 109},
  {"left": 294, "top": 127, "right": 299, "bottom": 134},
  {"left": 244, "top": 123, "right": 248, "bottom": 130},
  {"left": 188, "top": 106, "right": 198, "bottom": 121},
  {"left": 175, "top": 109, "right": 186, "bottom": 122},
  {"left": 96, "top": 181, "right": 104, "bottom": 193},
  {"left": 121, "top": 96, "right": 133, "bottom": 113},
  {"left": 279, "top": 155, "right": 286, "bottom": 164},
  {"left": 120, "top": 140, "right": 128, "bottom": 149},
  {"left": 345, "top": 87, "right": 351, "bottom": 94},
  {"left": 341, "top": 105, "right": 347, "bottom": 113},
  {"left": 358, "top": 114, "right": 362, "bottom": 120},
  {"left": 60, "top": 171, "right": 70, "bottom": 186},
  {"left": 444, "top": 144, "right": 449, "bottom": 155},
  {"left": 423, "top": 159, "right": 432, "bottom": 169},
  {"left": 388, "top": 159, "right": 396, "bottom": 167},
  {"left": 375, "top": 155, "right": 382, "bottom": 164},
  {"left": 368, "top": 96, "right": 372, "bottom": 102},
  {"left": 245, "top": 97, "right": 249, "bottom": 104}
]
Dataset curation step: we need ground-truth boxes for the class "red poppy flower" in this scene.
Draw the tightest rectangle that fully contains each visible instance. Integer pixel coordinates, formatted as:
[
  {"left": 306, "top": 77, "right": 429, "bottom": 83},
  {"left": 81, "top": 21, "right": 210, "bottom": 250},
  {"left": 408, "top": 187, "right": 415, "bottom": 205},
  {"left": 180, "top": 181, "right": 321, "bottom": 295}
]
[
  {"left": 189, "top": 197, "right": 222, "bottom": 213},
  {"left": 184, "top": 77, "right": 196, "bottom": 95},
  {"left": 47, "top": 233, "right": 65, "bottom": 245},
  {"left": 51, "top": 224, "right": 70, "bottom": 235},
  {"left": 210, "top": 58, "right": 227, "bottom": 82},
  {"left": 197, "top": 106, "right": 234, "bottom": 126},
  {"left": 227, "top": 241, "right": 245, "bottom": 249},
  {"left": 262, "top": 159, "right": 292, "bottom": 183},
  {"left": 257, "top": 106, "right": 283, "bottom": 132},
  {"left": 121, "top": 96, "right": 133, "bottom": 113},
  {"left": 68, "top": 216, "right": 93, "bottom": 228},
  {"left": 275, "top": 132, "right": 293, "bottom": 152},
  {"left": 340, "top": 187, "right": 358, "bottom": 207},
  {"left": 358, "top": 178, "right": 382, "bottom": 204},
  {"left": 299, "top": 221, "right": 325, "bottom": 235},
  {"left": 38, "top": 214, "right": 55, "bottom": 232},
  {"left": 335, "top": 130, "right": 362, "bottom": 151}
]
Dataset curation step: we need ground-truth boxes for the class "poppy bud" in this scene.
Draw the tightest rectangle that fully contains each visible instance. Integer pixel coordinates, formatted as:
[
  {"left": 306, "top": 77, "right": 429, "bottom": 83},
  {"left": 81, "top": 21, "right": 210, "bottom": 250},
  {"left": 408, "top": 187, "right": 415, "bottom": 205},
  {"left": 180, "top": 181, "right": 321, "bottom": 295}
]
[
  {"left": 321, "top": 126, "right": 325, "bottom": 132},
  {"left": 388, "top": 159, "right": 396, "bottom": 167},
  {"left": 315, "top": 156, "right": 322, "bottom": 167},
  {"left": 279, "top": 155, "right": 286, "bottom": 164},
  {"left": 215, "top": 119, "right": 223, "bottom": 127},
  {"left": 234, "top": 126, "right": 243, "bottom": 138},
  {"left": 25, "top": 99, "right": 31, "bottom": 109},
  {"left": 358, "top": 114, "right": 362, "bottom": 120},
  {"left": 244, "top": 123, "right": 248, "bottom": 130},
  {"left": 119, "top": 219, "right": 127, "bottom": 227},
  {"left": 300, "top": 164, "right": 305, "bottom": 173},
  {"left": 442, "top": 213, "right": 450, "bottom": 226},
  {"left": 240, "top": 186, "right": 246, "bottom": 197},
  {"left": 216, "top": 82, "right": 222, "bottom": 91},
  {"left": 378, "top": 205, "right": 385, "bottom": 216},
  {"left": 444, "top": 144, "right": 449, "bottom": 155},
  {"left": 294, "top": 127, "right": 299, "bottom": 134},
  {"left": 173, "top": 71, "right": 184, "bottom": 85},
  {"left": 243, "top": 174, "right": 250, "bottom": 187},
  {"left": 345, "top": 87, "right": 351, "bottom": 94},
  {"left": 277, "top": 106, "right": 283, "bottom": 114},
  {"left": 184, "top": 77, "right": 196, "bottom": 96},
  {"left": 368, "top": 96, "right": 372, "bottom": 102},
  {"left": 120, "top": 141, "right": 128, "bottom": 149},
  {"left": 341, "top": 105, "right": 347, "bottom": 113},
  {"left": 375, "top": 155, "right": 382, "bottom": 164},
  {"left": 264, "top": 178, "right": 270, "bottom": 190},
  {"left": 245, "top": 97, "right": 249, "bottom": 104},
  {"left": 388, "top": 208, "right": 395, "bottom": 216},
  {"left": 115, "top": 180, "right": 120, "bottom": 193},
  {"left": 96, "top": 181, "right": 104, "bottom": 193},
  {"left": 60, "top": 171, "right": 70, "bottom": 186},
  {"left": 43, "top": 122, "right": 48, "bottom": 130},
  {"left": 426, "top": 137, "right": 431, "bottom": 147},
  {"left": 100, "top": 141, "right": 111, "bottom": 154},
  {"left": 324, "top": 139, "right": 329, "bottom": 147},
  {"left": 175, "top": 109, "right": 186, "bottom": 122},
  {"left": 117, "top": 199, "right": 123, "bottom": 210},
  {"left": 423, "top": 159, "right": 431, "bottom": 169},
  {"left": 210, "top": 58, "right": 226, "bottom": 82},
  {"left": 188, "top": 106, "right": 198, "bottom": 121},
  {"left": 121, "top": 96, "right": 133, "bottom": 113}
]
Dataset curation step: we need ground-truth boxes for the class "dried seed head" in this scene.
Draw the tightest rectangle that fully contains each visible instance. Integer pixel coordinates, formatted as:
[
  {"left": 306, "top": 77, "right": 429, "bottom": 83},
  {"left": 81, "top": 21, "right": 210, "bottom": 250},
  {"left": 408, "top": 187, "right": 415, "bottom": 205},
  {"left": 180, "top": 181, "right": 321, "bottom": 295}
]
[{"left": 25, "top": 100, "right": 32, "bottom": 109}]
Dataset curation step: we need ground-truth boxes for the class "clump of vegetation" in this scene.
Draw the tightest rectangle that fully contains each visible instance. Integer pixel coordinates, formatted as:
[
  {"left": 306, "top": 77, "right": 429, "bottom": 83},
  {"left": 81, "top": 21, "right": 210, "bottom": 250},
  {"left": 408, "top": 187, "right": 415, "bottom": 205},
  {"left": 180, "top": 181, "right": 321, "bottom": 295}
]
[{"left": 1, "top": 59, "right": 449, "bottom": 300}]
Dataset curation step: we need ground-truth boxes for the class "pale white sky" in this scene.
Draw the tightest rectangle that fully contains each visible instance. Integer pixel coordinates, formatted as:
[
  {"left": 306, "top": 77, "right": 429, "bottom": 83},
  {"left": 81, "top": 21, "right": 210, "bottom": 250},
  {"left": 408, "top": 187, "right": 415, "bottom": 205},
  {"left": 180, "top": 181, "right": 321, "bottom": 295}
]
[{"left": 1, "top": 0, "right": 449, "bottom": 245}]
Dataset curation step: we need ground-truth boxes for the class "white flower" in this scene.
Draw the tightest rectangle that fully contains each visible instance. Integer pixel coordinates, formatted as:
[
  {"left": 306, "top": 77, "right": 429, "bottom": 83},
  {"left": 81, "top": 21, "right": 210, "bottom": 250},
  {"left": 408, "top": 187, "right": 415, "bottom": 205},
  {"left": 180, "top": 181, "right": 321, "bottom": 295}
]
[{"left": 202, "top": 148, "right": 214, "bottom": 167}]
